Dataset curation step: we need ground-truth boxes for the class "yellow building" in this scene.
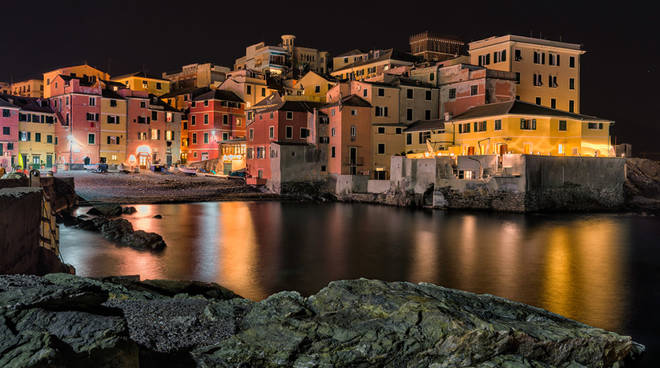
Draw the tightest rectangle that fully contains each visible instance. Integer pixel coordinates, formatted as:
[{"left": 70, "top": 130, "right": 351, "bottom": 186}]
[
  {"left": 286, "top": 71, "right": 336, "bottom": 103},
  {"left": 43, "top": 64, "right": 110, "bottom": 98},
  {"left": 406, "top": 100, "right": 613, "bottom": 158},
  {"left": 404, "top": 119, "right": 455, "bottom": 155},
  {"left": 11, "top": 79, "right": 44, "bottom": 97},
  {"left": 112, "top": 72, "right": 171, "bottom": 96},
  {"left": 100, "top": 90, "right": 127, "bottom": 165},
  {"left": 14, "top": 98, "right": 57, "bottom": 169},
  {"left": 372, "top": 123, "right": 407, "bottom": 179},
  {"left": 468, "top": 35, "right": 584, "bottom": 113},
  {"left": 216, "top": 70, "right": 277, "bottom": 109},
  {"left": 333, "top": 49, "right": 368, "bottom": 71}
]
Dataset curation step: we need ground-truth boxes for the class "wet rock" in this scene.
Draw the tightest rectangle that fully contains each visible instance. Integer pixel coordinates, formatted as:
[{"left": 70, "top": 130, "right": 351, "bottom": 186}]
[
  {"left": 152, "top": 214, "right": 162, "bottom": 219},
  {"left": 87, "top": 204, "right": 123, "bottom": 217},
  {"left": 193, "top": 279, "right": 645, "bottom": 367},
  {"left": 122, "top": 206, "right": 137, "bottom": 214},
  {"left": 100, "top": 219, "right": 166, "bottom": 251}
]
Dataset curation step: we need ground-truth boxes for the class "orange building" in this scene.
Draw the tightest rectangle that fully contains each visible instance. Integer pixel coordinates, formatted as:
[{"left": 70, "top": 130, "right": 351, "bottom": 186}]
[{"left": 43, "top": 64, "right": 110, "bottom": 98}]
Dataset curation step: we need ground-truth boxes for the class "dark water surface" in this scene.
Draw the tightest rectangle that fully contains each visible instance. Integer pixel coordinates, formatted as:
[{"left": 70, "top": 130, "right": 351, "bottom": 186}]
[{"left": 60, "top": 202, "right": 660, "bottom": 365}]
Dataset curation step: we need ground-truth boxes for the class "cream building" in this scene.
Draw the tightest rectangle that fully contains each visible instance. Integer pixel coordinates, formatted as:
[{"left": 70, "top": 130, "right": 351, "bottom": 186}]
[{"left": 468, "top": 35, "right": 584, "bottom": 113}]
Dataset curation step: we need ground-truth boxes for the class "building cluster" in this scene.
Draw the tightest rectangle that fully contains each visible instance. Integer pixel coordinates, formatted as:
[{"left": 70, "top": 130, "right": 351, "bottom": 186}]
[{"left": 1, "top": 32, "right": 614, "bottom": 185}]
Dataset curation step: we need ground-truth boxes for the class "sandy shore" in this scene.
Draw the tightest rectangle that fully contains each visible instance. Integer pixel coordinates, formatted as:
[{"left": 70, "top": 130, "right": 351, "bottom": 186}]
[{"left": 55, "top": 171, "right": 278, "bottom": 204}]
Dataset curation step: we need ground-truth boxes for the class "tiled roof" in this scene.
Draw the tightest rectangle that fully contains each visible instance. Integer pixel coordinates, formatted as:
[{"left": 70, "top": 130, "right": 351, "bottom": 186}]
[
  {"left": 336, "top": 49, "right": 365, "bottom": 57},
  {"left": 101, "top": 89, "right": 125, "bottom": 99},
  {"left": 159, "top": 87, "right": 210, "bottom": 99},
  {"left": 451, "top": 100, "right": 609, "bottom": 122},
  {"left": 333, "top": 49, "right": 418, "bottom": 73},
  {"left": 58, "top": 74, "right": 96, "bottom": 87},
  {"left": 0, "top": 95, "right": 18, "bottom": 109},
  {"left": 324, "top": 95, "right": 372, "bottom": 108},
  {"left": 404, "top": 119, "right": 445, "bottom": 132},
  {"left": 112, "top": 71, "right": 168, "bottom": 81},
  {"left": 2, "top": 95, "right": 54, "bottom": 113},
  {"left": 252, "top": 100, "right": 325, "bottom": 114},
  {"left": 194, "top": 89, "right": 244, "bottom": 103}
]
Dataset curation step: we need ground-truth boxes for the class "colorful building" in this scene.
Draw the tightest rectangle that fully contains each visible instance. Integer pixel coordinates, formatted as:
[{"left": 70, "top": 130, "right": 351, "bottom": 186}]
[
  {"left": 235, "top": 35, "right": 329, "bottom": 77},
  {"left": 43, "top": 64, "right": 109, "bottom": 98},
  {"left": 0, "top": 82, "right": 10, "bottom": 94},
  {"left": 0, "top": 95, "right": 19, "bottom": 169},
  {"left": 162, "top": 63, "right": 230, "bottom": 91},
  {"left": 405, "top": 100, "right": 613, "bottom": 157},
  {"left": 468, "top": 35, "right": 584, "bottom": 113},
  {"left": 409, "top": 31, "right": 466, "bottom": 62},
  {"left": 160, "top": 87, "right": 211, "bottom": 164},
  {"left": 12, "top": 96, "right": 57, "bottom": 169},
  {"left": 111, "top": 72, "right": 171, "bottom": 96},
  {"left": 286, "top": 71, "right": 337, "bottom": 103},
  {"left": 49, "top": 75, "right": 103, "bottom": 167},
  {"left": 99, "top": 89, "right": 127, "bottom": 165},
  {"left": 216, "top": 70, "right": 278, "bottom": 109},
  {"left": 321, "top": 95, "right": 372, "bottom": 175},
  {"left": 10, "top": 79, "right": 44, "bottom": 97},
  {"left": 245, "top": 98, "right": 323, "bottom": 184},
  {"left": 188, "top": 89, "right": 244, "bottom": 162},
  {"left": 330, "top": 49, "right": 417, "bottom": 81},
  {"left": 332, "top": 49, "right": 368, "bottom": 71}
]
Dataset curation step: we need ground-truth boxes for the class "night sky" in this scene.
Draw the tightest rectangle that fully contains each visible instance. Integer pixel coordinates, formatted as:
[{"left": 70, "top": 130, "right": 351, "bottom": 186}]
[{"left": 2, "top": 1, "right": 657, "bottom": 153}]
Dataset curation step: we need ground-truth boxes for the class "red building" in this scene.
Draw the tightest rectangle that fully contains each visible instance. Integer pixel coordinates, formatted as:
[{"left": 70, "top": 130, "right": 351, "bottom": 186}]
[
  {"left": 0, "top": 95, "right": 19, "bottom": 169},
  {"left": 188, "top": 89, "right": 244, "bottom": 162},
  {"left": 49, "top": 75, "right": 103, "bottom": 167},
  {"left": 245, "top": 96, "right": 323, "bottom": 184}
]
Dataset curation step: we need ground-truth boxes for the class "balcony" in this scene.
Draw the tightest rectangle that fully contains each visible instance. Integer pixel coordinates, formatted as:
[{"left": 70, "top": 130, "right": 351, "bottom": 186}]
[{"left": 344, "top": 157, "right": 364, "bottom": 166}]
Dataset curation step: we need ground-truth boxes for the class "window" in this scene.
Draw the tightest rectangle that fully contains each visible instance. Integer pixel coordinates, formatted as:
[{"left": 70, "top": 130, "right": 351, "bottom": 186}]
[
  {"left": 495, "top": 119, "right": 502, "bottom": 130},
  {"left": 191, "top": 115, "right": 196, "bottom": 125},
  {"left": 548, "top": 75, "right": 558, "bottom": 88},
  {"left": 406, "top": 133, "right": 412, "bottom": 145},
  {"left": 142, "top": 81, "right": 149, "bottom": 88},
  {"left": 256, "top": 147, "right": 265, "bottom": 159},
  {"left": 204, "top": 133, "right": 209, "bottom": 143},
  {"left": 533, "top": 73, "right": 543, "bottom": 86},
  {"left": 395, "top": 128, "right": 402, "bottom": 134},
  {"left": 286, "top": 111, "right": 293, "bottom": 120},
  {"left": 569, "top": 100, "right": 575, "bottom": 112},
  {"left": 261, "top": 88, "right": 266, "bottom": 97},
  {"left": 350, "top": 126, "right": 357, "bottom": 137},
  {"left": 249, "top": 129, "right": 254, "bottom": 140},
  {"left": 425, "top": 110, "right": 431, "bottom": 120},
  {"left": 407, "top": 108, "right": 413, "bottom": 121},
  {"left": 588, "top": 122, "right": 599, "bottom": 129},
  {"left": 425, "top": 90, "right": 431, "bottom": 100},
  {"left": 351, "top": 109, "right": 357, "bottom": 116},
  {"left": 110, "top": 99, "right": 117, "bottom": 107},
  {"left": 515, "top": 72, "right": 520, "bottom": 84},
  {"left": 569, "top": 56, "right": 575, "bottom": 68},
  {"left": 569, "top": 78, "right": 575, "bottom": 90},
  {"left": 35, "top": 133, "right": 41, "bottom": 142},
  {"left": 407, "top": 89, "right": 413, "bottom": 99},
  {"left": 269, "top": 126, "right": 274, "bottom": 139},
  {"left": 2, "top": 109, "right": 9, "bottom": 117},
  {"left": 377, "top": 127, "right": 385, "bottom": 134},
  {"left": 300, "top": 128, "right": 310, "bottom": 138},
  {"left": 223, "top": 115, "right": 228, "bottom": 125},
  {"left": 536, "top": 97, "right": 541, "bottom": 105},
  {"left": 152, "top": 111, "right": 158, "bottom": 121},
  {"left": 315, "top": 85, "right": 321, "bottom": 93},
  {"left": 377, "top": 143, "right": 385, "bottom": 154},
  {"left": 479, "top": 121, "right": 487, "bottom": 131},
  {"left": 86, "top": 113, "right": 98, "bottom": 121},
  {"left": 331, "top": 146, "right": 336, "bottom": 158},
  {"left": 166, "top": 130, "right": 173, "bottom": 140},
  {"left": 331, "top": 128, "right": 335, "bottom": 137},
  {"left": 559, "top": 120, "right": 567, "bottom": 131},
  {"left": 286, "top": 126, "right": 293, "bottom": 139},
  {"left": 551, "top": 98, "right": 557, "bottom": 109},
  {"left": 363, "top": 89, "right": 367, "bottom": 97},
  {"left": 66, "top": 96, "right": 69, "bottom": 106},
  {"left": 89, "top": 97, "right": 95, "bottom": 106},
  {"left": 430, "top": 73, "right": 434, "bottom": 81},
  {"left": 19, "top": 131, "right": 29, "bottom": 141},
  {"left": 515, "top": 49, "right": 522, "bottom": 61},
  {"left": 204, "top": 114, "right": 208, "bottom": 124},
  {"left": 140, "top": 101, "right": 146, "bottom": 108},
  {"left": 88, "top": 134, "right": 95, "bottom": 144},
  {"left": 378, "top": 88, "right": 384, "bottom": 96},
  {"left": 558, "top": 144, "right": 564, "bottom": 154},
  {"left": 192, "top": 133, "right": 197, "bottom": 144},
  {"left": 246, "top": 148, "right": 253, "bottom": 159},
  {"left": 470, "top": 85, "right": 478, "bottom": 96},
  {"left": 191, "top": 101, "right": 196, "bottom": 107},
  {"left": 204, "top": 100, "right": 208, "bottom": 107},
  {"left": 247, "top": 85, "right": 252, "bottom": 95},
  {"left": 448, "top": 88, "right": 456, "bottom": 99},
  {"left": 520, "top": 118, "right": 536, "bottom": 130},
  {"left": 2, "top": 127, "right": 9, "bottom": 135}
]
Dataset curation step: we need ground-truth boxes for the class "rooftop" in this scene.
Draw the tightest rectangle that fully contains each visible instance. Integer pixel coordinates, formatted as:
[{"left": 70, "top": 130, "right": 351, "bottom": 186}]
[
  {"left": 451, "top": 100, "right": 609, "bottom": 122},
  {"left": 112, "top": 71, "right": 169, "bottom": 81},
  {"left": 404, "top": 119, "right": 446, "bottom": 132},
  {"left": 324, "top": 94, "right": 372, "bottom": 108},
  {"left": 332, "top": 49, "right": 418, "bottom": 73},
  {"left": 193, "top": 89, "right": 244, "bottom": 103},
  {"left": 468, "top": 35, "right": 584, "bottom": 52}
]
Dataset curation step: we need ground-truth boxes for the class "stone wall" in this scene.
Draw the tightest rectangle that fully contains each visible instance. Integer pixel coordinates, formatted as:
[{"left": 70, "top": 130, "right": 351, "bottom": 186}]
[
  {"left": 269, "top": 144, "right": 324, "bottom": 194},
  {"left": 0, "top": 187, "right": 72, "bottom": 275}
]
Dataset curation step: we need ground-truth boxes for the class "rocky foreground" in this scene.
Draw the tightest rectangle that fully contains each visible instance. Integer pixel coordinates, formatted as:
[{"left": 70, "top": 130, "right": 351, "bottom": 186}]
[{"left": 0, "top": 274, "right": 644, "bottom": 367}]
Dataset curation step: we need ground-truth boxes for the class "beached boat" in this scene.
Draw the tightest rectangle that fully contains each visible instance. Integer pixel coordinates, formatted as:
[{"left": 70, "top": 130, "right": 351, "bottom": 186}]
[{"left": 177, "top": 167, "right": 197, "bottom": 176}]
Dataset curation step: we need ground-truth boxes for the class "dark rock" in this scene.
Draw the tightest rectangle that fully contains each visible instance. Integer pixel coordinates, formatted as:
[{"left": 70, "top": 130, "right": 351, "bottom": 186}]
[
  {"left": 152, "top": 214, "right": 162, "bottom": 219},
  {"left": 88, "top": 204, "right": 123, "bottom": 217},
  {"left": 99, "top": 219, "right": 166, "bottom": 251},
  {"left": 122, "top": 206, "right": 137, "bottom": 214}
]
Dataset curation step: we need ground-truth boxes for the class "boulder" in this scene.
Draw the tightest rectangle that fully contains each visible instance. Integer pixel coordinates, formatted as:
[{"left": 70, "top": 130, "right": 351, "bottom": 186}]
[
  {"left": 152, "top": 214, "right": 162, "bottom": 219},
  {"left": 100, "top": 219, "right": 166, "bottom": 251},
  {"left": 122, "top": 206, "right": 137, "bottom": 214},
  {"left": 87, "top": 204, "right": 123, "bottom": 217}
]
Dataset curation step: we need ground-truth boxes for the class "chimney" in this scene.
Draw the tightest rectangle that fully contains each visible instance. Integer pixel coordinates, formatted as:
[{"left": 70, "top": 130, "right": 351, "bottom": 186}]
[{"left": 444, "top": 112, "right": 452, "bottom": 121}]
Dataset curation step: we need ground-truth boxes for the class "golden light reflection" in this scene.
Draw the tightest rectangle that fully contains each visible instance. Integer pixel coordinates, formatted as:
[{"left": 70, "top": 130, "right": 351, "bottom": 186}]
[
  {"left": 409, "top": 230, "right": 437, "bottom": 283},
  {"left": 455, "top": 215, "right": 477, "bottom": 291}
]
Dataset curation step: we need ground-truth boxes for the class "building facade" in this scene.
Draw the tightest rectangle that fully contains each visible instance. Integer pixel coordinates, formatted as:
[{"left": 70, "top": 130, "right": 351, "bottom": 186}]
[
  {"left": 468, "top": 35, "right": 584, "bottom": 113},
  {"left": 162, "top": 63, "right": 229, "bottom": 91},
  {"left": 330, "top": 49, "right": 417, "bottom": 81},
  {"left": 43, "top": 64, "right": 109, "bottom": 98},
  {"left": 112, "top": 72, "right": 171, "bottom": 96},
  {"left": 10, "top": 79, "right": 44, "bottom": 97},
  {"left": 0, "top": 96, "right": 19, "bottom": 169},
  {"left": 409, "top": 31, "right": 465, "bottom": 62}
]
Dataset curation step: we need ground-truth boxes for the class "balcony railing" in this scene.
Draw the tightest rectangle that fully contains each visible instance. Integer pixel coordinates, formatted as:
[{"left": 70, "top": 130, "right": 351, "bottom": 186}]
[{"left": 344, "top": 156, "right": 364, "bottom": 166}]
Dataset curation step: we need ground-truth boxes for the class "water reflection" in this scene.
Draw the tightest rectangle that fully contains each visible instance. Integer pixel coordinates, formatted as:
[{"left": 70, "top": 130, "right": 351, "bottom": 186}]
[{"left": 61, "top": 203, "right": 641, "bottom": 335}]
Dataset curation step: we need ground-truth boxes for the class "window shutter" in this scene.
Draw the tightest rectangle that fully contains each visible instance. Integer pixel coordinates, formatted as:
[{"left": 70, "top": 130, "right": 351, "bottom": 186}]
[
  {"left": 532, "top": 119, "right": 537, "bottom": 130},
  {"left": 520, "top": 119, "right": 525, "bottom": 129}
]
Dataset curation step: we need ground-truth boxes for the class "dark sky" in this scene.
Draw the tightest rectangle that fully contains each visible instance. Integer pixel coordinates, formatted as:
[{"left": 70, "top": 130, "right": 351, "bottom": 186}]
[{"left": 2, "top": 1, "right": 657, "bottom": 152}]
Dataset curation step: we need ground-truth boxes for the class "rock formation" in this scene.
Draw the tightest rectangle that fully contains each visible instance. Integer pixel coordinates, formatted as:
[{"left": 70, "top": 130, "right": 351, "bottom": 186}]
[{"left": 0, "top": 275, "right": 645, "bottom": 368}]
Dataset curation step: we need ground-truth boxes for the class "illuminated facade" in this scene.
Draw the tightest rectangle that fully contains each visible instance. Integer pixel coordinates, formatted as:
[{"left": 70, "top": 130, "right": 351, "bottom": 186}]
[
  {"left": 14, "top": 97, "right": 57, "bottom": 169},
  {"left": 469, "top": 35, "right": 584, "bottom": 113},
  {"left": 162, "top": 63, "right": 230, "bottom": 90},
  {"left": 409, "top": 31, "right": 465, "bottom": 62},
  {"left": 100, "top": 89, "right": 127, "bottom": 165},
  {"left": 0, "top": 96, "right": 20, "bottom": 168},
  {"left": 43, "top": 64, "right": 109, "bottom": 98},
  {"left": 111, "top": 72, "right": 171, "bottom": 96},
  {"left": 286, "top": 71, "right": 337, "bottom": 103},
  {"left": 330, "top": 49, "right": 417, "bottom": 81},
  {"left": 188, "top": 89, "right": 245, "bottom": 162},
  {"left": 10, "top": 79, "right": 44, "bottom": 97}
]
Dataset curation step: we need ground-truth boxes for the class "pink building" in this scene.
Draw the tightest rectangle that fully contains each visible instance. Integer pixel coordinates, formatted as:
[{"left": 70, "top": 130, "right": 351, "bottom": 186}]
[
  {"left": 438, "top": 64, "right": 516, "bottom": 118},
  {"left": 245, "top": 97, "right": 322, "bottom": 184},
  {"left": 188, "top": 89, "right": 244, "bottom": 162},
  {"left": 0, "top": 95, "right": 19, "bottom": 168},
  {"left": 49, "top": 75, "right": 102, "bottom": 166}
]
